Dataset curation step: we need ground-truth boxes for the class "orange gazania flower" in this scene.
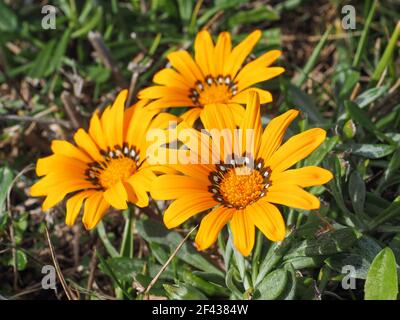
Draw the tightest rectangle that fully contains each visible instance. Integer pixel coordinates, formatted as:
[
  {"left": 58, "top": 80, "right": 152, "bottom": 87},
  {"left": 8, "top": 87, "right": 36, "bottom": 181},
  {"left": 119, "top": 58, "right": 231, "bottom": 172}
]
[
  {"left": 151, "top": 92, "right": 333, "bottom": 256},
  {"left": 30, "top": 90, "right": 175, "bottom": 230},
  {"left": 138, "top": 29, "right": 284, "bottom": 125}
]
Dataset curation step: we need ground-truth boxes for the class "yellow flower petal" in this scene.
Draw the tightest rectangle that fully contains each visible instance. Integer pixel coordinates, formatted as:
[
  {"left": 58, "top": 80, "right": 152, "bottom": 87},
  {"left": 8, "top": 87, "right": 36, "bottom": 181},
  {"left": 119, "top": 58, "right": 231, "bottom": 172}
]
[
  {"left": 88, "top": 112, "right": 108, "bottom": 151},
  {"left": 151, "top": 174, "right": 207, "bottom": 200},
  {"left": 103, "top": 180, "right": 128, "bottom": 209},
  {"left": 163, "top": 193, "right": 217, "bottom": 229},
  {"left": 82, "top": 192, "right": 110, "bottom": 230},
  {"left": 265, "top": 183, "right": 320, "bottom": 210},
  {"left": 65, "top": 190, "right": 96, "bottom": 226},
  {"left": 258, "top": 109, "right": 299, "bottom": 162},
  {"left": 74, "top": 128, "right": 103, "bottom": 162},
  {"left": 229, "top": 88, "right": 272, "bottom": 104},
  {"left": 36, "top": 154, "right": 86, "bottom": 176},
  {"left": 271, "top": 166, "right": 333, "bottom": 187},
  {"left": 195, "top": 30, "right": 216, "bottom": 77},
  {"left": 230, "top": 209, "right": 255, "bottom": 257},
  {"left": 247, "top": 200, "right": 285, "bottom": 242},
  {"left": 236, "top": 50, "right": 282, "bottom": 80},
  {"left": 267, "top": 128, "right": 326, "bottom": 173},
  {"left": 153, "top": 68, "right": 190, "bottom": 89},
  {"left": 180, "top": 108, "right": 202, "bottom": 127},
  {"left": 51, "top": 140, "right": 92, "bottom": 163},
  {"left": 214, "top": 32, "right": 231, "bottom": 75},
  {"left": 195, "top": 206, "right": 234, "bottom": 251},
  {"left": 237, "top": 67, "right": 285, "bottom": 91},
  {"left": 167, "top": 50, "right": 204, "bottom": 86},
  {"left": 239, "top": 91, "right": 262, "bottom": 155},
  {"left": 224, "top": 30, "right": 261, "bottom": 78}
]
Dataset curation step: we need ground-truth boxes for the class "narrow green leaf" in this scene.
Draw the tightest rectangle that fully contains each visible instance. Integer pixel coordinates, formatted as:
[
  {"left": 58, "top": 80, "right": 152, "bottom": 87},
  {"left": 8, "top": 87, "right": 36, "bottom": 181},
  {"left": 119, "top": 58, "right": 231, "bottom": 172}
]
[
  {"left": 372, "top": 22, "right": 400, "bottom": 82},
  {"left": 0, "top": 1, "right": 18, "bottom": 32},
  {"left": 283, "top": 228, "right": 362, "bottom": 259},
  {"left": 71, "top": 7, "right": 103, "bottom": 38},
  {"left": 353, "top": 0, "right": 377, "bottom": 67},
  {"left": 164, "top": 283, "right": 207, "bottom": 300},
  {"left": 339, "top": 143, "right": 395, "bottom": 159},
  {"left": 0, "top": 167, "right": 13, "bottom": 215},
  {"left": 119, "top": 209, "right": 134, "bottom": 258},
  {"left": 369, "top": 196, "right": 400, "bottom": 230},
  {"left": 287, "top": 83, "right": 326, "bottom": 124},
  {"left": 294, "top": 27, "right": 331, "bottom": 87},
  {"left": 349, "top": 171, "right": 366, "bottom": 215},
  {"left": 97, "top": 221, "right": 119, "bottom": 258},
  {"left": 345, "top": 101, "right": 389, "bottom": 143},
  {"left": 354, "top": 85, "right": 389, "bottom": 108}
]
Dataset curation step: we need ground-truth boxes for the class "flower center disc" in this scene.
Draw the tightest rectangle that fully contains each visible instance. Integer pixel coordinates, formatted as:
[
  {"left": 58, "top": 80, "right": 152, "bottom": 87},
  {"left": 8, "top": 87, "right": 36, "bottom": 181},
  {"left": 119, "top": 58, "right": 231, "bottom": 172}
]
[
  {"left": 199, "top": 84, "right": 232, "bottom": 105},
  {"left": 189, "top": 75, "right": 238, "bottom": 106},
  {"left": 99, "top": 157, "right": 137, "bottom": 189},
  {"left": 219, "top": 167, "right": 264, "bottom": 209}
]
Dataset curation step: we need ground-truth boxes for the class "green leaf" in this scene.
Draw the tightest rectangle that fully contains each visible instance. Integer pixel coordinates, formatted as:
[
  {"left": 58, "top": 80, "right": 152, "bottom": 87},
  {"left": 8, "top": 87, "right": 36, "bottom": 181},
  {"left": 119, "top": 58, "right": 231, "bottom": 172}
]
[
  {"left": 254, "top": 268, "right": 288, "bottom": 300},
  {"left": 281, "top": 264, "right": 297, "bottom": 300},
  {"left": 345, "top": 101, "right": 389, "bottom": 143},
  {"left": 287, "top": 83, "right": 326, "bottom": 124},
  {"left": 228, "top": 7, "right": 279, "bottom": 27},
  {"left": 339, "top": 143, "right": 395, "bottom": 159},
  {"left": 284, "top": 228, "right": 362, "bottom": 259},
  {"left": 365, "top": 247, "right": 398, "bottom": 300},
  {"left": 304, "top": 136, "right": 338, "bottom": 166},
  {"left": 325, "top": 236, "right": 382, "bottom": 279},
  {"left": 354, "top": 85, "right": 389, "bottom": 108},
  {"left": 283, "top": 256, "right": 325, "bottom": 269},
  {"left": 119, "top": 210, "right": 134, "bottom": 258},
  {"left": 348, "top": 171, "right": 366, "bottom": 215},
  {"left": 182, "top": 269, "right": 229, "bottom": 297},
  {"left": 47, "top": 29, "right": 72, "bottom": 74},
  {"left": 372, "top": 22, "right": 400, "bottom": 82},
  {"left": 97, "top": 221, "right": 119, "bottom": 258},
  {"left": 8, "top": 250, "right": 28, "bottom": 271},
  {"left": 99, "top": 257, "right": 145, "bottom": 283},
  {"left": 353, "top": 0, "right": 377, "bottom": 67},
  {"left": 0, "top": 167, "right": 13, "bottom": 215},
  {"left": 28, "top": 40, "right": 57, "bottom": 79},
  {"left": 176, "top": 0, "right": 193, "bottom": 24},
  {"left": 369, "top": 196, "right": 400, "bottom": 230},
  {"left": 136, "top": 219, "right": 223, "bottom": 276},
  {"left": 71, "top": 7, "right": 103, "bottom": 38},
  {"left": 0, "top": 1, "right": 18, "bottom": 32},
  {"left": 294, "top": 27, "right": 331, "bottom": 87},
  {"left": 163, "top": 283, "right": 208, "bottom": 300},
  {"left": 255, "top": 235, "right": 294, "bottom": 287}
]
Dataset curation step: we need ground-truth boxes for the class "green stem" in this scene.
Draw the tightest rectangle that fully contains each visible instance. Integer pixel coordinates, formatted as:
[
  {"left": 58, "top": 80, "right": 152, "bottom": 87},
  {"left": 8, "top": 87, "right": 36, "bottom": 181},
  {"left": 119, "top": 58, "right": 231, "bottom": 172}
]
[{"left": 251, "top": 230, "right": 263, "bottom": 284}]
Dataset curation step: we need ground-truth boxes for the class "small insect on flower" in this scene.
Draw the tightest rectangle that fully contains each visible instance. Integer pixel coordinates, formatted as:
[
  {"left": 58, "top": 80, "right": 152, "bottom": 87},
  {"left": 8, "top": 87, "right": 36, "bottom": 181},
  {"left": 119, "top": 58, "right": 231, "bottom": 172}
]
[
  {"left": 151, "top": 91, "right": 333, "bottom": 256},
  {"left": 138, "top": 29, "right": 285, "bottom": 126},
  {"left": 30, "top": 90, "right": 176, "bottom": 230}
]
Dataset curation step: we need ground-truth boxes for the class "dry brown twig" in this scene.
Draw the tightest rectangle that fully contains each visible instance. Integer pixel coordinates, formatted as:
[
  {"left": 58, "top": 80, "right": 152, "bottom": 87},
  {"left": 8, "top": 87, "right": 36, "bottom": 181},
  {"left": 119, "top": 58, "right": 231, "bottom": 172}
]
[
  {"left": 88, "top": 31, "right": 127, "bottom": 88},
  {"left": 143, "top": 225, "right": 198, "bottom": 298},
  {"left": 44, "top": 225, "right": 77, "bottom": 300}
]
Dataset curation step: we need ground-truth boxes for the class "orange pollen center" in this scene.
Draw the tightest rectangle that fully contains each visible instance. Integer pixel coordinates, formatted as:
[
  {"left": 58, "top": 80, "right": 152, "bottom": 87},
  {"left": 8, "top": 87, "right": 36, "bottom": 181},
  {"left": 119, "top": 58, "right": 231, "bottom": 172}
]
[
  {"left": 98, "top": 157, "right": 137, "bottom": 189},
  {"left": 189, "top": 75, "right": 238, "bottom": 106},
  {"left": 85, "top": 145, "right": 140, "bottom": 190},
  {"left": 219, "top": 167, "right": 264, "bottom": 209}
]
